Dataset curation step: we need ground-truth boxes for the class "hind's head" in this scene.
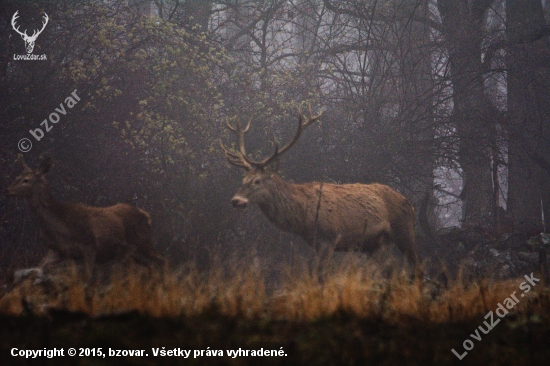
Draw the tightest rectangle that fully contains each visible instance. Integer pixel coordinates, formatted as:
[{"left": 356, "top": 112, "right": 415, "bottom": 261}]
[{"left": 5, "top": 158, "right": 52, "bottom": 198}]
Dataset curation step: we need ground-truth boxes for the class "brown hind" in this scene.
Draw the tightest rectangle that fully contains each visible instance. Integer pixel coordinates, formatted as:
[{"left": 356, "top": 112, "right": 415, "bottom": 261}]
[{"left": 5, "top": 158, "right": 163, "bottom": 281}]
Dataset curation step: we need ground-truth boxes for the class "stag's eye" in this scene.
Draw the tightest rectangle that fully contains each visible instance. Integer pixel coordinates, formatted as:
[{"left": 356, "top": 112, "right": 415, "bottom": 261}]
[
  {"left": 23, "top": 179, "right": 29, "bottom": 183},
  {"left": 254, "top": 179, "right": 261, "bottom": 185}
]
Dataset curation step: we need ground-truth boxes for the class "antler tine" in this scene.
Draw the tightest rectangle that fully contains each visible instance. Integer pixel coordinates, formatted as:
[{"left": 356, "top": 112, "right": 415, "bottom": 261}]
[
  {"left": 242, "top": 114, "right": 253, "bottom": 133},
  {"left": 219, "top": 139, "right": 252, "bottom": 170},
  {"left": 221, "top": 108, "right": 321, "bottom": 171},
  {"left": 299, "top": 104, "right": 323, "bottom": 129},
  {"left": 235, "top": 118, "right": 248, "bottom": 157},
  {"left": 255, "top": 105, "right": 323, "bottom": 169},
  {"left": 225, "top": 117, "right": 237, "bottom": 131},
  {"left": 223, "top": 116, "right": 250, "bottom": 159},
  {"left": 220, "top": 114, "right": 256, "bottom": 170},
  {"left": 232, "top": 114, "right": 255, "bottom": 164}
]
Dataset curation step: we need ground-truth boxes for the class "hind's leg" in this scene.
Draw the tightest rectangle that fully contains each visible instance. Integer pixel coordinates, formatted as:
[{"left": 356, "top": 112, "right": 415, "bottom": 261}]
[
  {"left": 38, "top": 249, "right": 62, "bottom": 269},
  {"left": 81, "top": 246, "right": 97, "bottom": 283}
]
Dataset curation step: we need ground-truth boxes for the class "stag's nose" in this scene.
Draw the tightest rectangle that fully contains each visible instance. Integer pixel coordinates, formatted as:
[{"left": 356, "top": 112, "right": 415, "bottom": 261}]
[
  {"left": 231, "top": 196, "right": 248, "bottom": 208},
  {"left": 4, "top": 189, "right": 10, "bottom": 197}
]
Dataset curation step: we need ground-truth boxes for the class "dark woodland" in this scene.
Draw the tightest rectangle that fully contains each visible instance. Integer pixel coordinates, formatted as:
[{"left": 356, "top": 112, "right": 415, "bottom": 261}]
[{"left": 1, "top": 0, "right": 550, "bottom": 365}]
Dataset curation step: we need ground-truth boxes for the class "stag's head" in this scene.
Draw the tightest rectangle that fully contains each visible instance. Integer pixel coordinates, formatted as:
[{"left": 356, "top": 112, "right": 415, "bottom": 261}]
[
  {"left": 5, "top": 158, "right": 52, "bottom": 198},
  {"left": 11, "top": 11, "right": 49, "bottom": 54},
  {"left": 220, "top": 107, "right": 322, "bottom": 208}
]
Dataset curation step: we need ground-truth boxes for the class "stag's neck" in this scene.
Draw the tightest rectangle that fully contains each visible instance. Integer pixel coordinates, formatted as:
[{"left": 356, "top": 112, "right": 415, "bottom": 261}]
[{"left": 258, "top": 174, "right": 307, "bottom": 236}]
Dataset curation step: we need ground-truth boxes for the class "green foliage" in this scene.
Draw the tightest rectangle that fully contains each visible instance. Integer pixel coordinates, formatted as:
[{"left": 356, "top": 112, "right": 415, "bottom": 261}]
[{"left": 62, "top": 5, "right": 225, "bottom": 172}]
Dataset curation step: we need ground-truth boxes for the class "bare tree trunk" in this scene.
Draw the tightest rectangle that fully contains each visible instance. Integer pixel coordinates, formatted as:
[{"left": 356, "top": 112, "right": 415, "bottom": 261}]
[
  {"left": 506, "top": 0, "right": 550, "bottom": 233},
  {"left": 438, "top": 0, "right": 495, "bottom": 229},
  {"left": 397, "top": 0, "right": 437, "bottom": 233}
]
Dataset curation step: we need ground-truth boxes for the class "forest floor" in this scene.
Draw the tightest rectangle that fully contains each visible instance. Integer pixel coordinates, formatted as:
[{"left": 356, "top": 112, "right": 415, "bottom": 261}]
[{"left": 0, "top": 250, "right": 550, "bottom": 365}]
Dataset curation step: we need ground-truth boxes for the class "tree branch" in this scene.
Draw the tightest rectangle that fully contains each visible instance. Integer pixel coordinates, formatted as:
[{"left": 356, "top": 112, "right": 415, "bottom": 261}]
[{"left": 322, "top": 0, "right": 443, "bottom": 33}]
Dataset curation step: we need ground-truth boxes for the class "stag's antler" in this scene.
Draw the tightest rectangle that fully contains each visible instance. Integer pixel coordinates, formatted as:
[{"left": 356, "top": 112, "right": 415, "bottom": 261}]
[
  {"left": 258, "top": 105, "right": 323, "bottom": 168},
  {"left": 219, "top": 115, "right": 254, "bottom": 170},
  {"left": 220, "top": 106, "right": 323, "bottom": 171}
]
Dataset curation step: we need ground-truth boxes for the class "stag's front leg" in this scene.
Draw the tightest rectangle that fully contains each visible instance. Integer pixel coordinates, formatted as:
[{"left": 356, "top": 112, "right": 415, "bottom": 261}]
[{"left": 311, "top": 235, "right": 341, "bottom": 281}]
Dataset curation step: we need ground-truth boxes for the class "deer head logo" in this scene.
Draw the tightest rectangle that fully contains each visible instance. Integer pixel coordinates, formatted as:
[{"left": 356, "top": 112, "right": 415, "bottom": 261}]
[{"left": 11, "top": 11, "right": 49, "bottom": 54}]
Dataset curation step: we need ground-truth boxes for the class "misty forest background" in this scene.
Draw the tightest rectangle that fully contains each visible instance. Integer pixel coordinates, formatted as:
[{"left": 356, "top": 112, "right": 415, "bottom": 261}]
[{"left": 1, "top": 0, "right": 549, "bottom": 278}]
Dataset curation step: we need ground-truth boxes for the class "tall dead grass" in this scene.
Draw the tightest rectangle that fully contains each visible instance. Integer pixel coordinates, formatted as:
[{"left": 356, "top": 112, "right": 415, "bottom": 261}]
[{"left": 0, "top": 259, "right": 548, "bottom": 324}]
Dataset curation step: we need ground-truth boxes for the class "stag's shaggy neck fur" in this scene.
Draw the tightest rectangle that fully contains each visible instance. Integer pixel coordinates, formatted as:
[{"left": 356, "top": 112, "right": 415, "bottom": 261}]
[{"left": 257, "top": 174, "right": 310, "bottom": 238}]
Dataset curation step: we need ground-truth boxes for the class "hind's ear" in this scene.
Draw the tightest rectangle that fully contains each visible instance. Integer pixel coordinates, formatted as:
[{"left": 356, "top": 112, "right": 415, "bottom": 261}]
[
  {"left": 17, "top": 156, "right": 31, "bottom": 172},
  {"left": 36, "top": 157, "right": 53, "bottom": 175}
]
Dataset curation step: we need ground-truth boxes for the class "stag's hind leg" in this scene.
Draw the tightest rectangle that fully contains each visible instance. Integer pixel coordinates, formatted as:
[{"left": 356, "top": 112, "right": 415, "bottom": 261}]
[
  {"left": 391, "top": 222, "right": 421, "bottom": 278},
  {"left": 360, "top": 230, "right": 403, "bottom": 278}
]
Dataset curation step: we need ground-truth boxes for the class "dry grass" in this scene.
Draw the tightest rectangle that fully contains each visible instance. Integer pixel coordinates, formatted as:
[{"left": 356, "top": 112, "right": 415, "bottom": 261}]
[{"left": 0, "top": 259, "right": 548, "bottom": 325}]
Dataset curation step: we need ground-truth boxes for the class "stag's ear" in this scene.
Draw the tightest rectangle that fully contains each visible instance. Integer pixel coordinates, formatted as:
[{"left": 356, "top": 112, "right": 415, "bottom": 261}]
[
  {"left": 265, "top": 158, "right": 280, "bottom": 173},
  {"left": 36, "top": 157, "right": 53, "bottom": 175}
]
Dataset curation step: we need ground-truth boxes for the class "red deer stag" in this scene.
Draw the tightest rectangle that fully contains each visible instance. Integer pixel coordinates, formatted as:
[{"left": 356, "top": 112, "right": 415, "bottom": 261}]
[
  {"left": 220, "top": 107, "right": 419, "bottom": 271},
  {"left": 5, "top": 158, "right": 163, "bottom": 281}
]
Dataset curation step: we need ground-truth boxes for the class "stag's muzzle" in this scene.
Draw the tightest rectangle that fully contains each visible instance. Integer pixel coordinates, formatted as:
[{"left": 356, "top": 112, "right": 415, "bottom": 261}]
[{"left": 231, "top": 196, "right": 248, "bottom": 208}]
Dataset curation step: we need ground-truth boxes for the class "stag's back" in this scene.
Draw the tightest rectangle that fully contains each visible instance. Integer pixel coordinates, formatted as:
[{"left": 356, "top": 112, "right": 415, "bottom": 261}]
[{"left": 294, "top": 182, "right": 415, "bottom": 253}]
